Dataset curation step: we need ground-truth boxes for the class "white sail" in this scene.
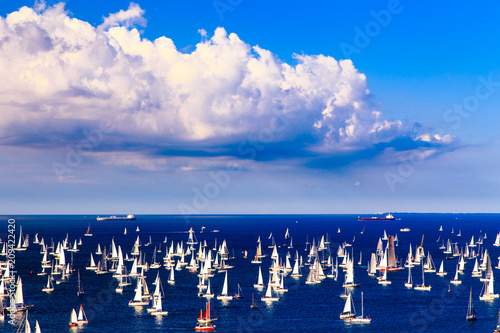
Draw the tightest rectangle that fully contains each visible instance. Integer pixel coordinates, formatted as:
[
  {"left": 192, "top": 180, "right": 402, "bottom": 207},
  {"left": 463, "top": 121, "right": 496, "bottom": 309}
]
[
  {"left": 258, "top": 266, "right": 263, "bottom": 285},
  {"left": 437, "top": 260, "right": 445, "bottom": 275},
  {"left": 77, "top": 307, "right": 84, "bottom": 321},
  {"left": 205, "top": 280, "right": 212, "bottom": 296},
  {"left": 15, "top": 277, "right": 24, "bottom": 306},
  {"left": 155, "top": 293, "right": 163, "bottom": 311},
  {"left": 70, "top": 309, "right": 78, "bottom": 324},
  {"left": 292, "top": 256, "right": 300, "bottom": 275},
  {"left": 17, "top": 226, "right": 23, "bottom": 249},
  {"left": 343, "top": 293, "right": 352, "bottom": 313},
  {"left": 168, "top": 267, "right": 175, "bottom": 283},
  {"left": 494, "top": 232, "right": 500, "bottom": 247},
  {"left": 133, "top": 279, "right": 143, "bottom": 301},
  {"left": 488, "top": 277, "right": 495, "bottom": 294},
  {"left": 130, "top": 258, "right": 138, "bottom": 276},
  {"left": 345, "top": 259, "right": 354, "bottom": 284},
  {"left": 25, "top": 314, "right": 31, "bottom": 333},
  {"left": 271, "top": 245, "right": 279, "bottom": 260},
  {"left": 0, "top": 277, "right": 5, "bottom": 296},
  {"left": 111, "top": 239, "right": 118, "bottom": 259},
  {"left": 59, "top": 249, "right": 66, "bottom": 267},
  {"left": 221, "top": 271, "right": 228, "bottom": 296},
  {"left": 35, "top": 320, "right": 41, "bottom": 333},
  {"left": 369, "top": 253, "right": 377, "bottom": 275},
  {"left": 264, "top": 277, "right": 273, "bottom": 298}
]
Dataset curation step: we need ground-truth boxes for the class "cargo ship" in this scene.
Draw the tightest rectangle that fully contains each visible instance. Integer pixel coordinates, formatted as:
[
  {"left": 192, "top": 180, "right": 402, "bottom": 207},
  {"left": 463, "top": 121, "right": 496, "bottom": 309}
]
[
  {"left": 358, "top": 214, "right": 395, "bottom": 221},
  {"left": 96, "top": 214, "right": 136, "bottom": 221}
]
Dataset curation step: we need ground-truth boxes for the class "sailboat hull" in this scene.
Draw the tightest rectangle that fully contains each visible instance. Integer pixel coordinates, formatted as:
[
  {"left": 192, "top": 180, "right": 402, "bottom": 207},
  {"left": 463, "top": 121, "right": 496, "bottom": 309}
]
[
  {"left": 351, "top": 317, "right": 371, "bottom": 323},
  {"left": 151, "top": 310, "right": 168, "bottom": 315},
  {"left": 216, "top": 295, "right": 232, "bottom": 300},
  {"left": 340, "top": 313, "right": 355, "bottom": 319}
]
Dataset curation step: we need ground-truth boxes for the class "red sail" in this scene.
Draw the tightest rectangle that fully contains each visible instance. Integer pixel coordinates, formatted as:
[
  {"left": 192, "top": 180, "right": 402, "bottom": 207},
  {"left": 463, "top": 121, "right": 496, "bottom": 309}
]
[
  {"left": 198, "top": 309, "right": 203, "bottom": 320},
  {"left": 204, "top": 301, "right": 210, "bottom": 320}
]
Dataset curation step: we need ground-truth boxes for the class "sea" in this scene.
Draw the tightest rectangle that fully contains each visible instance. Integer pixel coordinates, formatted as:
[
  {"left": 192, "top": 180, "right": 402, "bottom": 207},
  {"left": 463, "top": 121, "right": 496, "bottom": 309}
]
[{"left": 0, "top": 214, "right": 499, "bottom": 333}]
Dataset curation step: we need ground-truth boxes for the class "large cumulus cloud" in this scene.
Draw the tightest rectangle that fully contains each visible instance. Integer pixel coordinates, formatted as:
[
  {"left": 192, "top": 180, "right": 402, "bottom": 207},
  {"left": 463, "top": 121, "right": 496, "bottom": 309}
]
[{"left": 0, "top": 3, "right": 456, "bottom": 170}]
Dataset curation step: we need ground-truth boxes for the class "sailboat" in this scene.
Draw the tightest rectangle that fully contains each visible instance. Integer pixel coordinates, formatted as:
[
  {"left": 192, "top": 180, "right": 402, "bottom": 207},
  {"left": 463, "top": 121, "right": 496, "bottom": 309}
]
[
  {"left": 150, "top": 289, "right": 169, "bottom": 316},
  {"left": 342, "top": 258, "right": 360, "bottom": 287},
  {"left": 378, "top": 268, "right": 391, "bottom": 285},
  {"left": 84, "top": 223, "right": 92, "bottom": 236},
  {"left": 466, "top": 287, "right": 477, "bottom": 321},
  {"left": 250, "top": 292, "right": 258, "bottom": 309},
  {"left": 261, "top": 276, "right": 279, "bottom": 302},
  {"left": 9, "top": 277, "right": 34, "bottom": 311},
  {"left": 128, "top": 278, "right": 149, "bottom": 306},
  {"left": 253, "top": 267, "right": 265, "bottom": 289},
  {"left": 203, "top": 280, "right": 214, "bottom": 298},
  {"left": 76, "top": 305, "right": 88, "bottom": 324},
  {"left": 217, "top": 271, "right": 232, "bottom": 300},
  {"left": 479, "top": 276, "right": 499, "bottom": 301},
  {"left": 494, "top": 232, "right": 500, "bottom": 247},
  {"left": 42, "top": 274, "right": 54, "bottom": 292},
  {"left": 233, "top": 284, "right": 243, "bottom": 299},
  {"left": 77, "top": 270, "right": 84, "bottom": 296},
  {"left": 351, "top": 292, "right": 371, "bottom": 323},
  {"left": 414, "top": 262, "right": 431, "bottom": 291},
  {"left": 168, "top": 267, "right": 175, "bottom": 284},
  {"left": 195, "top": 301, "right": 216, "bottom": 331},
  {"left": 340, "top": 293, "right": 356, "bottom": 319},
  {"left": 69, "top": 305, "right": 88, "bottom": 326},
  {"left": 450, "top": 264, "right": 462, "bottom": 285},
  {"left": 436, "top": 260, "right": 447, "bottom": 276}
]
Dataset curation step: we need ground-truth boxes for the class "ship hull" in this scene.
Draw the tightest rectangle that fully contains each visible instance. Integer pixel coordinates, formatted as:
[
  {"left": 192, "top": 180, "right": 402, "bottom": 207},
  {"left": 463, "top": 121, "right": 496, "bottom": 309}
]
[{"left": 97, "top": 216, "right": 136, "bottom": 221}]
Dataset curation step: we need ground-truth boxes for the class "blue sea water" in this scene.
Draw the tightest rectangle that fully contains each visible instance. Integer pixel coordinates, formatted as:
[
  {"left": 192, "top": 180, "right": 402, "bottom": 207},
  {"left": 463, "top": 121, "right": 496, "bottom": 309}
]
[{"left": 0, "top": 214, "right": 499, "bottom": 332}]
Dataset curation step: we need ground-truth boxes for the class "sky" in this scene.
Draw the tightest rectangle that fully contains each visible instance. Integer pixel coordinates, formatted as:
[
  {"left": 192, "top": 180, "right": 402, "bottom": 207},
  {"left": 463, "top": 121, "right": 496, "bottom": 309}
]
[{"left": 1, "top": 0, "right": 500, "bottom": 214}]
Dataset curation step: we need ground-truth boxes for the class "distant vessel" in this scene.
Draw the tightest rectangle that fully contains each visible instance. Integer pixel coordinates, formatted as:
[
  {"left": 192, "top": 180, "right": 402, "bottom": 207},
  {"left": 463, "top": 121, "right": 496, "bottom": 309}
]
[
  {"left": 351, "top": 292, "right": 371, "bottom": 323},
  {"left": 466, "top": 287, "right": 476, "bottom": 321},
  {"left": 84, "top": 223, "right": 92, "bottom": 236},
  {"left": 96, "top": 214, "right": 135, "bottom": 221},
  {"left": 195, "top": 301, "right": 216, "bottom": 331},
  {"left": 340, "top": 293, "right": 356, "bottom": 319},
  {"left": 358, "top": 214, "right": 395, "bottom": 221},
  {"left": 69, "top": 305, "right": 88, "bottom": 326},
  {"left": 400, "top": 228, "right": 411, "bottom": 232}
]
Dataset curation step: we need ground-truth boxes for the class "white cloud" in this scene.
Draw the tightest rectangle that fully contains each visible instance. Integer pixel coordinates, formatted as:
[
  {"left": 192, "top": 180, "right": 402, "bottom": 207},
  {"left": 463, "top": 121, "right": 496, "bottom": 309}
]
[
  {"left": 98, "top": 3, "right": 146, "bottom": 31},
  {"left": 0, "top": 3, "right": 455, "bottom": 169}
]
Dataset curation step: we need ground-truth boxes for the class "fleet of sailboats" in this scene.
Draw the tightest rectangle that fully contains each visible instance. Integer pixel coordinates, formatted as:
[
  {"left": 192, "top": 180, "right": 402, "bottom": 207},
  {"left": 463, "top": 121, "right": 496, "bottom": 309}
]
[{"left": 6, "top": 220, "right": 500, "bottom": 330}]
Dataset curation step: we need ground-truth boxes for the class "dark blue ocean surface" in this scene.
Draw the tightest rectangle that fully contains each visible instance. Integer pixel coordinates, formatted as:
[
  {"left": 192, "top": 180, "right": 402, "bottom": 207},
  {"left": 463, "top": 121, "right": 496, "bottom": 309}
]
[{"left": 0, "top": 214, "right": 499, "bottom": 332}]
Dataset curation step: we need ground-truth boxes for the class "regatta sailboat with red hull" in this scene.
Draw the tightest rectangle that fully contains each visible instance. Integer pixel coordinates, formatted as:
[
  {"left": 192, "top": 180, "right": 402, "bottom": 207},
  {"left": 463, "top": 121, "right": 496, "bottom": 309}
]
[{"left": 195, "top": 300, "right": 217, "bottom": 331}]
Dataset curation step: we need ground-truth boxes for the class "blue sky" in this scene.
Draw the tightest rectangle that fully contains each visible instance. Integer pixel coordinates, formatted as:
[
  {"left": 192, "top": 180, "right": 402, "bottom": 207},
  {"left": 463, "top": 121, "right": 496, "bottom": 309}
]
[{"left": 1, "top": 0, "right": 499, "bottom": 214}]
